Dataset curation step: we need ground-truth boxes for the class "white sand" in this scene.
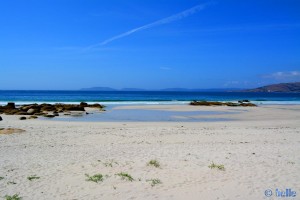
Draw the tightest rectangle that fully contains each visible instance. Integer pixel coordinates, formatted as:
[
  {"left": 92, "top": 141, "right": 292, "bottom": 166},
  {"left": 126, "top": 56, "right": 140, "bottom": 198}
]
[{"left": 0, "top": 105, "right": 300, "bottom": 200}]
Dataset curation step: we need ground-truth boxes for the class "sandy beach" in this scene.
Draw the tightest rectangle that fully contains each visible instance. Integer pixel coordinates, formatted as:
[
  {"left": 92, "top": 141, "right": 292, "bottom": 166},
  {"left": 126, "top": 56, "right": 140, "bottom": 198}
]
[{"left": 0, "top": 104, "right": 299, "bottom": 200}]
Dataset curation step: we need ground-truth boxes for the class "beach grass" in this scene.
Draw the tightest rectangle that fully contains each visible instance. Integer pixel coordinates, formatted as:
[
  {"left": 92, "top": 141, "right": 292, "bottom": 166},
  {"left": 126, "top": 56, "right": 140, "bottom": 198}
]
[
  {"left": 4, "top": 194, "right": 22, "bottom": 200},
  {"left": 147, "top": 159, "right": 160, "bottom": 168},
  {"left": 146, "top": 178, "right": 162, "bottom": 187},
  {"left": 116, "top": 172, "right": 134, "bottom": 181},
  {"left": 208, "top": 162, "right": 225, "bottom": 171},
  {"left": 85, "top": 174, "right": 104, "bottom": 183},
  {"left": 27, "top": 175, "right": 40, "bottom": 181}
]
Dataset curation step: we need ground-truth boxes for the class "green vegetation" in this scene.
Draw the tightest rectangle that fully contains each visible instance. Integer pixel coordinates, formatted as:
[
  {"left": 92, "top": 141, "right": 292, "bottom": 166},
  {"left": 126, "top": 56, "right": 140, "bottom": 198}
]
[
  {"left": 0, "top": 176, "right": 4, "bottom": 180},
  {"left": 146, "top": 179, "right": 162, "bottom": 187},
  {"left": 27, "top": 175, "right": 40, "bottom": 181},
  {"left": 147, "top": 160, "right": 160, "bottom": 168},
  {"left": 103, "top": 160, "right": 118, "bottom": 167},
  {"left": 208, "top": 162, "right": 225, "bottom": 171},
  {"left": 85, "top": 174, "right": 104, "bottom": 183},
  {"left": 116, "top": 172, "right": 134, "bottom": 182},
  {"left": 4, "top": 194, "right": 22, "bottom": 200},
  {"left": 7, "top": 181, "right": 17, "bottom": 185}
]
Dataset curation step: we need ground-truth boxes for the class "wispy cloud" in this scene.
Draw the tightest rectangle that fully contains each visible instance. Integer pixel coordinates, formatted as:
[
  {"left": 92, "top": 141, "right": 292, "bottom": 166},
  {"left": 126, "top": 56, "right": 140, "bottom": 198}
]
[
  {"left": 87, "top": 2, "right": 213, "bottom": 49},
  {"left": 262, "top": 71, "right": 300, "bottom": 80}
]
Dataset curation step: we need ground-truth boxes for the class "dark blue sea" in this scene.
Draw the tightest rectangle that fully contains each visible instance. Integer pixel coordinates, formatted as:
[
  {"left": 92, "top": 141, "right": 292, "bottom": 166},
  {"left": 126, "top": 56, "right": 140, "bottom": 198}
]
[{"left": 0, "top": 90, "right": 300, "bottom": 105}]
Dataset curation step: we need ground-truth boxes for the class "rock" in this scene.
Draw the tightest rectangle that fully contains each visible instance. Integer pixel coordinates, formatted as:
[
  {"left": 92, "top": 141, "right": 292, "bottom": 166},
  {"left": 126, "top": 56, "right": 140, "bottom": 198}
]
[
  {"left": 6, "top": 102, "right": 15, "bottom": 109},
  {"left": 27, "top": 108, "right": 36, "bottom": 114},
  {"left": 28, "top": 116, "right": 38, "bottom": 119},
  {"left": 240, "top": 103, "right": 257, "bottom": 107},
  {"left": 0, "top": 116, "right": 2, "bottom": 121},
  {"left": 190, "top": 101, "right": 256, "bottom": 107},
  {"left": 4, "top": 109, "right": 19, "bottom": 115},
  {"left": 238, "top": 100, "right": 250, "bottom": 103},
  {"left": 190, "top": 101, "right": 223, "bottom": 106},
  {"left": 80, "top": 102, "right": 88, "bottom": 107},
  {"left": 34, "top": 113, "right": 45, "bottom": 116},
  {"left": 89, "top": 103, "right": 104, "bottom": 109},
  {"left": 15, "top": 111, "right": 30, "bottom": 115},
  {"left": 64, "top": 106, "right": 85, "bottom": 111},
  {"left": 44, "top": 114, "right": 55, "bottom": 118},
  {"left": 0, "top": 128, "right": 25, "bottom": 135},
  {"left": 53, "top": 112, "right": 59, "bottom": 116},
  {"left": 19, "top": 116, "right": 27, "bottom": 120},
  {"left": 41, "top": 105, "right": 55, "bottom": 112}
]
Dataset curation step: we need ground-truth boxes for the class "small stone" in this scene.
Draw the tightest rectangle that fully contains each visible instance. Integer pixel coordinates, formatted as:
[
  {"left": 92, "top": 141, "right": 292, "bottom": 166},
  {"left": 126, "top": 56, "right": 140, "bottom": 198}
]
[
  {"left": 19, "top": 117, "right": 26, "bottom": 120},
  {"left": 27, "top": 108, "right": 35, "bottom": 114},
  {"left": 29, "top": 116, "right": 38, "bottom": 119}
]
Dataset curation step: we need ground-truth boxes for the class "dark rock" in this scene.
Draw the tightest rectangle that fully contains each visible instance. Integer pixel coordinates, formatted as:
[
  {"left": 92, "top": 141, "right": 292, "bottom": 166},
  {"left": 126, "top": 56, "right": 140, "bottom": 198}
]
[
  {"left": 15, "top": 111, "right": 30, "bottom": 115},
  {"left": 80, "top": 102, "right": 88, "bottom": 107},
  {"left": 44, "top": 114, "right": 55, "bottom": 118},
  {"left": 28, "top": 116, "right": 38, "bottom": 119},
  {"left": 6, "top": 102, "right": 16, "bottom": 109},
  {"left": 0, "top": 116, "right": 2, "bottom": 121},
  {"left": 53, "top": 112, "right": 59, "bottom": 116},
  {"left": 238, "top": 100, "right": 250, "bottom": 103},
  {"left": 89, "top": 103, "right": 104, "bottom": 109},
  {"left": 190, "top": 101, "right": 223, "bottom": 106},
  {"left": 240, "top": 103, "right": 257, "bottom": 107},
  {"left": 34, "top": 113, "right": 45, "bottom": 116},
  {"left": 64, "top": 106, "right": 85, "bottom": 111},
  {"left": 225, "top": 102, "right": 240, "bottom": 107},
  {"left": 4, "top": 109, "right": 19, "bottom": 115},
  {"left": 190, "top": 101, "right": 256, "bottom": 107},
  {"left": 41, "top": 105, "right": 55, "bottom": 112},
  {"left": 19, "top": 116, "right": 27, "bottom": 120}
]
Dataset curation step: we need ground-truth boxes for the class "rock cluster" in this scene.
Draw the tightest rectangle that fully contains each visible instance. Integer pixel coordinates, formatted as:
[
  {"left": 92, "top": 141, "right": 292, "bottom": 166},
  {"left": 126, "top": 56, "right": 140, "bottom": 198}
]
[
  {"left": 0, "top": 102, "right": 105, "bottom": 119},
  {"left": 190, "top": 100, "right": 256, "bottom": 107}
]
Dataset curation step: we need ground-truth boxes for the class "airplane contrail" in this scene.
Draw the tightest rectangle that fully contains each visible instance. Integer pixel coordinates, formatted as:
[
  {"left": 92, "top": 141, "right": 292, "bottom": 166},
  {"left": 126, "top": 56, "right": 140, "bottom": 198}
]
[{"left": 87, "top": 2, "right": 212, "bottom": 49}]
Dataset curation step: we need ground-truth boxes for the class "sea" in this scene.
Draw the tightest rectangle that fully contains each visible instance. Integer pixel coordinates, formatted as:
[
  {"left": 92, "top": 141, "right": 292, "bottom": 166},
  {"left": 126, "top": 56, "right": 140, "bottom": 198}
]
[
  {"left": 1, "top": 90, "right": 299, "bottom": 122},
  {"left": 0, "top": 90, "right": 300, "bottom": 105}
]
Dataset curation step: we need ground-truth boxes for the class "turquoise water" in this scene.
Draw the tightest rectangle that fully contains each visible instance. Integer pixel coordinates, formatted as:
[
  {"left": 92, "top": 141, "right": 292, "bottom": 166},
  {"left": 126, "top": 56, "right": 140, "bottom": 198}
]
[{"left": 0, "top": 90, "right": 300, "bottom": 105}]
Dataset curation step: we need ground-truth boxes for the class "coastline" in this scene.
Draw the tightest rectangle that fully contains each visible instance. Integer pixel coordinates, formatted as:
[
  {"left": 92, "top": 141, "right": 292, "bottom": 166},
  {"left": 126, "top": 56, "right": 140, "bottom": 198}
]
[{"left": 1, "top": 104, "right": 300, "bottom": 199}]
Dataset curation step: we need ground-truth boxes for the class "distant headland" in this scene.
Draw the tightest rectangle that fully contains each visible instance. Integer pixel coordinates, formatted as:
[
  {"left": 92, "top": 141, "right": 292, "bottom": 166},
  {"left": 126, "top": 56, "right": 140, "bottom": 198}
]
[{"left": 81, "top": 82, "right": 300, "bottom": 93}]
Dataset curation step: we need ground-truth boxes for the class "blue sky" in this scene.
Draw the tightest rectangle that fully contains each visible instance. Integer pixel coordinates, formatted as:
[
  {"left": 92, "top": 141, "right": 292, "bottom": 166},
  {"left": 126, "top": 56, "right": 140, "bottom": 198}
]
[{"left": 0, "top": 0, "right": 300, "bottom": 90}]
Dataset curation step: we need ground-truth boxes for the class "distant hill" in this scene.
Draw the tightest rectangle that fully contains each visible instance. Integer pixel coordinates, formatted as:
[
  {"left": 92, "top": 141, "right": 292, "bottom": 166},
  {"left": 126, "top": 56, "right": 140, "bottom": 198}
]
[
  {"left": 80, "top": 87, "right": 116, "bottom": 91},
  {"left": 161, "top": 88, "right": 242, "bottom": 92},
  {"left": 245, "top": 82, "right": 300, "bottom": 93},
  {"left": 81, "top": 87, "right": 243, "bottom": 92}
]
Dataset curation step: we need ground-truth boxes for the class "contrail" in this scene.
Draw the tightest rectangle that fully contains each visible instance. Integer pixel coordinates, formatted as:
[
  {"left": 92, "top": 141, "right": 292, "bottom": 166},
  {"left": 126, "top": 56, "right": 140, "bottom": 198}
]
[{"left": 87, "top": 2, "right": 212, "bottom": 49}]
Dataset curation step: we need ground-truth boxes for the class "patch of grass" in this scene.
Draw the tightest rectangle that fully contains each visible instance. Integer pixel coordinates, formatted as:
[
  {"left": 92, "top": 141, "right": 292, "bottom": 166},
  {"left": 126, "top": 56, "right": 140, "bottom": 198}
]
[
  {"left": 4, "top": 194, "right": 22, "bottom": 200},
  {"left": 208, "top": 162, "right": 225, "bottom": 171},
  {"left": 147, "top": 160, "right": 160, "bottom": 168},
  {"left": 116, "top": 172, "right": 134, "bottom": 182},
  {"left": 146, "top": 179, "right": 162, "bottom": 187},
  {"left": 85, "top": 174, "right": 104, "bottom": 183},
  {"left": 103, "top": 160, "right": 118, "bottom": 167},
  {"left": 27, "top": 175, "right": 40, "bottom": 181},
  {"left": 7, "top": 181, "right": 17, "bottom": 185},
  {"left": 0, "top": 176, "right": 4, "bottom": 180}
]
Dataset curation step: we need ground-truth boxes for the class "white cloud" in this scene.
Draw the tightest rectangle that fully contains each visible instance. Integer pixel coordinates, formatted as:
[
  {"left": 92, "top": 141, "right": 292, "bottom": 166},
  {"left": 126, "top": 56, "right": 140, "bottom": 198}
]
[
  {"left": 86, "top": 2, "right": 213, "bottom": 49},
  {"left": 263, "top": 71, "right": 300, "bottom": 80}
]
